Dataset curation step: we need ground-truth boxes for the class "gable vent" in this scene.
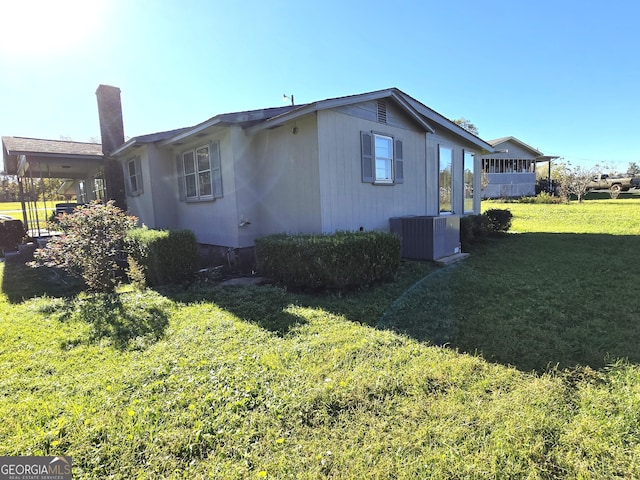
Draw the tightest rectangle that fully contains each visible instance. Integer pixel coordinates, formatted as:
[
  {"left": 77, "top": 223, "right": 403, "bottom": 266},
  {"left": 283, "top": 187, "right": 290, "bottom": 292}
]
[{"left": 377, "top": 100, "right": 387, "bottom": 124}]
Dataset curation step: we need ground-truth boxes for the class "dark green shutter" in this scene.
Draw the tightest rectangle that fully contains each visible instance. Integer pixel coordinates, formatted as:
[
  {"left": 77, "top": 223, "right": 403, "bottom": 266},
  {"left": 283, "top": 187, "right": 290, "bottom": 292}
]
[
  {"left": 395, "top": 139, "right": 404, "bottom": 184},
  {"left": 361, "top": 131, "right": 373, "bottom": 183},
  {"left": 123, "top": 161, "right": 131, "bottom": 196},
  {"left": 211, "top": 141, "right": 223, "bottom": 198},
  {"left": 176, "top": 154, "right": 186, "bottom": 201},
  {"left": 135, "top": 157, "right": 143, "bottom": 194}
]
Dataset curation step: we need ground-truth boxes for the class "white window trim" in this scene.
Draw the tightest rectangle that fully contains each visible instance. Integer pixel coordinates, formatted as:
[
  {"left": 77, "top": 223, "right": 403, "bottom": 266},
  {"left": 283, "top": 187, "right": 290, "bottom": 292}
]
[
  {"left": 127, "top": 157, "right": 143, "bottom": 196},
  {"left": 182, "top": 144, "right": 213, "bottom": 201},
  {"left": 373, "top": 132, "right": 394, "bottom": 184},
  {"left": 463, "top": 150, "right": 475, "bottom": 214},
  {"left": 438, "top": 144, "right": 454, "bottom": 214}
]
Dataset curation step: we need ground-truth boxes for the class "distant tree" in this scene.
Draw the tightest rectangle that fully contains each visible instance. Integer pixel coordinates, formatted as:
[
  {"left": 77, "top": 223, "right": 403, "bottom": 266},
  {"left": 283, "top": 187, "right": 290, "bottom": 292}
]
[
  {"left": 627, "top": 162, "right": 640, "bottom": 175},
  {"left": 0, "top": 175, "right": 20, "bottom": 202},
  {"left": 453, "top": 118, "right": 479, "bottom": 136}
]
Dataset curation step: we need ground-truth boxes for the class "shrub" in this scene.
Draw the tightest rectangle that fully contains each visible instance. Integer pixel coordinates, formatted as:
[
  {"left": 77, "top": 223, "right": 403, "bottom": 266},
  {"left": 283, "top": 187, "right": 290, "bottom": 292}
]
[
  {"left": 518, "top": 192, "right": 561, "bottom": 204},
  {"left": 125, "top": 228, "right": 198, "bottom": 286},
  {"left": 460, "top": 214, "right": 491, "bottom": 251},
  {"left": 472, "top": 214, "right": 491, "bottom": 237},
  {"left": 32, "top": 201, "right": 138, "bottom": 293},
  {"left": 0, "top": 218, "right": 26, "bottom": 253},
  {"left": 485, "top": 208, "right": 513, "bottom": 233},
  {"left": 255, "top": 231, "right": 401, "bottom": 291},
  {"left": 459, "top": 215, "right": 475, "bottom": 250}
]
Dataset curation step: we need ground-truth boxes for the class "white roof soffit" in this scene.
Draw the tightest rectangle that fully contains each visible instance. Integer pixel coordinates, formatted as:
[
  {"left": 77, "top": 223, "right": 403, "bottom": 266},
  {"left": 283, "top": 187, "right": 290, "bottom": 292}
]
[{"left": 244, "top": 90, "right": 435, "bottom": 135}]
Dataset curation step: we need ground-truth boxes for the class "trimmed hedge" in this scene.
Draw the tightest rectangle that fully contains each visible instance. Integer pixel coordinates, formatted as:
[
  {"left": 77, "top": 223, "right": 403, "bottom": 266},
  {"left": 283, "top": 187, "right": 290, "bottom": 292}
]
[
  {"left": 125, "top": 228, "right": 198, "bottom": 286},
  {"left": 255, "top": 231, "right": 401, "bottom": 291},
  {"left": 0, "top": 219, "right": 26, "bottom": 252}
]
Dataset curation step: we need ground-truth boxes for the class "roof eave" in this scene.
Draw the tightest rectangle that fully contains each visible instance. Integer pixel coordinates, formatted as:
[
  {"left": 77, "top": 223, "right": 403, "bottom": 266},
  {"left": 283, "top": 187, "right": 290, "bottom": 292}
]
[
  {"left": 244, "top": 89, "right": 435, "bottom": 135},
  {"left": 111, "top": 138, "right": 140, "bottom": 157},
  {"left": 393, "top": 92, "right": 494, "bottom": 152},
  {"left": 489, "top": 136, "right": 544, "bottom": 157},
  {"left": 159, "top": 118, "right": 224, "bottom": 147}
]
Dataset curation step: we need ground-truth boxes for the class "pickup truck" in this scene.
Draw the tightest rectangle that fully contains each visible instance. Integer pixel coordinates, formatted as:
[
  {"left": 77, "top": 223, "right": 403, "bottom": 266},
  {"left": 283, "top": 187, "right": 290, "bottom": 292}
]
[{"left": 586, "top": 174, "right": 636, "bottom": 192}]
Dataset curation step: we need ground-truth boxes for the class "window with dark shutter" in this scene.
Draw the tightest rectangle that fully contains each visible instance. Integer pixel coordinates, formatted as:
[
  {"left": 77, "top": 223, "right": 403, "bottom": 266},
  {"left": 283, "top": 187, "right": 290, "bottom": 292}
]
[
  {"left": 177, "top": 141, "right": 222, "bottom": 201},
  {"left": 361, "top": 131, "right": 404, "bottom": 185}
]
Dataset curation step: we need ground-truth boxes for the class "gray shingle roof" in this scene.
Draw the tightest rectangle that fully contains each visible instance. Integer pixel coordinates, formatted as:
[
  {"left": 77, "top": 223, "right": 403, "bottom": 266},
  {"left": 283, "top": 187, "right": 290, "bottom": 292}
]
[{"left": 2, "top": 136, "right": 103, "bottom": 157}]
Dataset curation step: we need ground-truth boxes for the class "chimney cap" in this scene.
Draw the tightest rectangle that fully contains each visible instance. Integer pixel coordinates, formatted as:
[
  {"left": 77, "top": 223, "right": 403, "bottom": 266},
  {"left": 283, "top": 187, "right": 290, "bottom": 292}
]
[{"left": 96, "top": 84, "right": 121, "bottom": 94}]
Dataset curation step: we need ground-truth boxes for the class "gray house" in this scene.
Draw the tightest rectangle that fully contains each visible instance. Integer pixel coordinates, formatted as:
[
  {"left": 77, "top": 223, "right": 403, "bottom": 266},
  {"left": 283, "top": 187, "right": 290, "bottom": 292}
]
[
  {"left": 481, "top": 136, "right": 558, "bottom": 198},
  {"left": 2, "top": 85, "right": 495, "bottom": 263},
  {"left": 108, "top": 86, "right": 494, "bottom": 262}
]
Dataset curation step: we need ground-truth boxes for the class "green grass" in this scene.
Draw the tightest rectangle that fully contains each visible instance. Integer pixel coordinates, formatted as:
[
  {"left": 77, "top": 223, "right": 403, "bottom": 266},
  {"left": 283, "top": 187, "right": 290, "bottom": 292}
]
[
  {"left": 0, "top": 200, "right": 55, "bottom": 225},
  {"left": 2, "top": 199, "right": 640, "bottom": 478}
]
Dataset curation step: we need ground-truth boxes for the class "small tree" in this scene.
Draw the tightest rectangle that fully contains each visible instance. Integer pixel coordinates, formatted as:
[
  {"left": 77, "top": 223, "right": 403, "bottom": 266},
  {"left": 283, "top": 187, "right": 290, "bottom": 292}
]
[
  {"left": 555, "top": 163, "right": 596, "bottom": 203},
  {"left": 32, "top": 201, "right": 138, "bottom": 292}
]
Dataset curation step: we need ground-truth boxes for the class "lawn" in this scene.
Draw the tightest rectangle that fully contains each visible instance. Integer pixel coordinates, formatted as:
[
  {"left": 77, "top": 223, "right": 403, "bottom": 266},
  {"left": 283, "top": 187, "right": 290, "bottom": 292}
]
[
  {"left": 1, "top": 199, "right": 640, "bottom": 478},
  {"left": 0, "top": 200, "right": 54, "bottom": 224}
]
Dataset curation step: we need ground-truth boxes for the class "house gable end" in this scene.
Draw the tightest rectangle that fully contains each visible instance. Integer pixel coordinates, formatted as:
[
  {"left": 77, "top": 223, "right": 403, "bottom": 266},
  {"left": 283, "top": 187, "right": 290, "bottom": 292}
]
[
  {"left": 487, "top": 138, "right": 543, "bottom": 160},
  {"left": 333, "top": 98, "right": 429, "bottom": 132},
  {"left": 245, "top": 89, "right": 435, "bottom": 135}
]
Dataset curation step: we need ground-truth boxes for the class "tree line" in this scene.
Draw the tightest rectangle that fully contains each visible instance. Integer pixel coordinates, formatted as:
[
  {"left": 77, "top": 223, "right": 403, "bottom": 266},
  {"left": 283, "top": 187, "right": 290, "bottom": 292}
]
[{"left": 0, "top": 175, "right": 70, "bottom": 202}]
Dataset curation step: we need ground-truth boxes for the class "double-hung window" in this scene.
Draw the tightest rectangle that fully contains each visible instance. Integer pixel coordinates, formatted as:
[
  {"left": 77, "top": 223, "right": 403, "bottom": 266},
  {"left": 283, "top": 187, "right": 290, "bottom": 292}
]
[
  {"left": 179, "top": 142, "right": 222, "bottom": 201},
  {"left": 126, "top": 157, "right": 143, "bottom": 196},
  {"left": 361, "top": 131, "right": 404, "bottom": 184},
  {"left": 374, "top": 134, "right": 394, "bottom": 183}
]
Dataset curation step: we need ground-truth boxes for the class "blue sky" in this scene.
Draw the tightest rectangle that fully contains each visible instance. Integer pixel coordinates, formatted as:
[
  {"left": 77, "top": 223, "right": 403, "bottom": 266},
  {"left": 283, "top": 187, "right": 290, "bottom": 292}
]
[{"left": 1, "top": 0, "right": 639, "bottom": 171}]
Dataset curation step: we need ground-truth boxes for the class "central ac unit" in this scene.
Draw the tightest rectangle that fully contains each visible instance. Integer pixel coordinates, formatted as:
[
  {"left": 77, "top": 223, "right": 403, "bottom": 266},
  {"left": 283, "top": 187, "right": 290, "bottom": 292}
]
[{"left": 389, "top": 215, "right": 460, "bottom": 260}]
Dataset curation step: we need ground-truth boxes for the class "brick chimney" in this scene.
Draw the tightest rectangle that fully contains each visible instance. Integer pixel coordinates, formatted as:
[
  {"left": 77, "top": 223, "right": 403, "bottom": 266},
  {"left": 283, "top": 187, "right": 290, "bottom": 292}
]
[{"left": 96, "top": 84, "right": 127, "bottom": 210}]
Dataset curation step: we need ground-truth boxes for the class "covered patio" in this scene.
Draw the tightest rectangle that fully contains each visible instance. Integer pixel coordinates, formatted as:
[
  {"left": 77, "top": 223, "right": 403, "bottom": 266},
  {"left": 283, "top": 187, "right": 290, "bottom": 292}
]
[{"left": 1, "top": 136, "right": 105, "bottom": 237}]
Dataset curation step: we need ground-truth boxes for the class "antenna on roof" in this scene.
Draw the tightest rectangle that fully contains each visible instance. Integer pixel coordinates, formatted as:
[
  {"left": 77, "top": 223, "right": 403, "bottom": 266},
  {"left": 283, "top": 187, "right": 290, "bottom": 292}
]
[{"left": 282, "top": 93, "right": 294, "bottom": 106}]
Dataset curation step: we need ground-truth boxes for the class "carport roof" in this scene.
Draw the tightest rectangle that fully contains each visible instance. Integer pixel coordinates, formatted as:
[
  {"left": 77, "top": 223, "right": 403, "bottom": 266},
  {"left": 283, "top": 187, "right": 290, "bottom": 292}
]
[
  {"left": 2, "top": 136, "right": 104, "bottom": 178},
  {"left": 3, "top": 136, "right": 103, "bottom": 157}
]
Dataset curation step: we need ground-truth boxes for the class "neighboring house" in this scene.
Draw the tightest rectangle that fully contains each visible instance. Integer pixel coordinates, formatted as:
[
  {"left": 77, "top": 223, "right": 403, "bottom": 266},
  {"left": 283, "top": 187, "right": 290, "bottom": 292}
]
[
  {"left": 481, "top": 136, "right": 558, "bottom": 198},
  {"left": 2, "top": 85, "right": 495, "bottom": 263}
]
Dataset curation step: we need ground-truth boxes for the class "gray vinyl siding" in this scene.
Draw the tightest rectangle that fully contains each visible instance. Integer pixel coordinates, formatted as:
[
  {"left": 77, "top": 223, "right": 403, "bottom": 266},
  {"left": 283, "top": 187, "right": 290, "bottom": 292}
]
[
  {"left": 239, "top": 115, "right": 322, "bottom": 241},
  {"left": 122, "top": 144, "right": 178, "bottom": 230},
  {"left": 122, "top": 147, "right": 154, "bottom": 227},
  {"left": 317, "top": 109, "right": 427, "bottom": 233},
  {"left": 333, "top": 100, "right": 420, "bottom": 130},
  {"left": 170, "top": 128, "right": 242, "bottom": 247},
  {"left": 489, "top": 140, "right": 537, "bottom": 160},
  {"left": 146, "top": 144, "right": 178, "bottom": 229},
  {"left": 483, "top": 173, "right": 536, "bottom": 198}
]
